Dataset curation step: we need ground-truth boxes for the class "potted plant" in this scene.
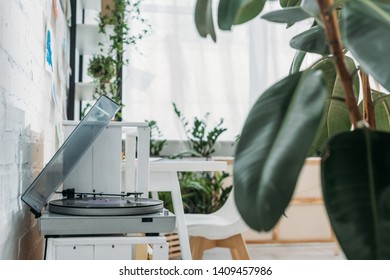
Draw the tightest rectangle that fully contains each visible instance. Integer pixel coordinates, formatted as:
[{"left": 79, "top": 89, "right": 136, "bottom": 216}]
[
  {"left": 194, "top": 0, "right": 390, "bottom": 259},
  {"left": 87, "top": 0, "right": 151, "bottom": 120},
  {"left": 171, "top": 103, "right": 232, "bottom": 214},
  {"left": 172, "top": 102, "right": 228, "bottom": 159}
]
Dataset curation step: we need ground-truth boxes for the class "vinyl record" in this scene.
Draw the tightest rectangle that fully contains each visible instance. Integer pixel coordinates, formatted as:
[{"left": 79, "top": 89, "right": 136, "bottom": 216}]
[{"left": 48, "top": 197, "right": 164, "bottom": 216}]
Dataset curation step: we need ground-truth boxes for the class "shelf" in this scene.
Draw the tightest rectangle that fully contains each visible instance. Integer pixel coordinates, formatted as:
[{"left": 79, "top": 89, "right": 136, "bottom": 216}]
[
  {"left": 75, "top": 82, "right": 95, "bottom": 101},
  {"left": 76, "top": 24, "right": 114, "bottom": 55}
]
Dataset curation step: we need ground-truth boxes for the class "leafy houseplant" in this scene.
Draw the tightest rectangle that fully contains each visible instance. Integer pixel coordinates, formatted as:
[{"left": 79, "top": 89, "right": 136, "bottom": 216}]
[
  {"left": 88, "top": 54, "right": 116, "bottom": 82},
  {"left": 195, "top": 0, "right": 390, "bottom": 259},
  {"left": 150, "top": 104, "right": 232, "bottom": 214},
  {"left": 87, "top": 0, "right": 151, "bottom": 120},
  {"left": 172, "top": 102, "right": 227, "bottom": 158},
  {"left": 172, "top": 104, "right": 232, "bottom": 213},
  {"left": 146, "top": 119, "right": 167, "bottom": 157}
]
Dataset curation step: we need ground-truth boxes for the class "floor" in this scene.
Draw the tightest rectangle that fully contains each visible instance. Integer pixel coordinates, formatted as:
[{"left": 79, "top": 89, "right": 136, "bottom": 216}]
[{"left": 202, "top": 242, "right": 345, "bottom": 260}]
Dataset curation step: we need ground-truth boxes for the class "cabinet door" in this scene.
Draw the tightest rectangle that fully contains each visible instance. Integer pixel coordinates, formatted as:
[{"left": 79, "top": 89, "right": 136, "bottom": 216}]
[
  {"left": 55, "top": 245, "right": 94, "bottom": 260},
  {"left": 94, "top": 244, "right": 133, "bottom": 260}
]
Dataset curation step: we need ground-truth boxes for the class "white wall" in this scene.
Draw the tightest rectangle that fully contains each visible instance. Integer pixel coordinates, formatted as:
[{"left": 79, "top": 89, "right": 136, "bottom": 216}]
[{"left": 0, "top": 0, "right": 69, "bottom": 259}]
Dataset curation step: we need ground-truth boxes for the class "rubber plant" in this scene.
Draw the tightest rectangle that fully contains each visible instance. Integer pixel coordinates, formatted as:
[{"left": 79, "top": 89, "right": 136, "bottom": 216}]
[{"left": 194, "top": 0, "right": 390, "bottom": 259}]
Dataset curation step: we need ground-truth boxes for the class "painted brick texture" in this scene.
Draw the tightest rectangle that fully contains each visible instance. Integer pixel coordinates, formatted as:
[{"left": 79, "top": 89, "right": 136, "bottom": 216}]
[{"left": 0, "top": 0, "right": 68, "bottom": 259}]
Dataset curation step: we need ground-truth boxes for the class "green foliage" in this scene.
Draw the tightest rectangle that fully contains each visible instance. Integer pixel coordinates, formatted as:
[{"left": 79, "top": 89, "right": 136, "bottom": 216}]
[
  {"left": 234, "top": 70, "right": 327, "bottom": 230},
  {"left": 87, "top": 0, "right": 151, "bottom": 120},
  {"left": 172, "top": 103, "right": 227, "bottom": 158},
  {"left": 322, "top": 128, "right": 390, "bottom": 259},
  {"left": 280, "top": 0, "right": 301, "bottom": 8},
  {"left": 150, "top": 106, "right": 232, "bottom": 214},
  {"left": 87, "top": 54, "right": 116, "bottom": 83},
  {"left": 194, "top": 0, "right": 390, "bottom": 259},
  {"left": 178, "top": 171, "right": 233, "bottom": 214},
  {"left": 146, "top": 120, "right": 167, "bottom": 156}
]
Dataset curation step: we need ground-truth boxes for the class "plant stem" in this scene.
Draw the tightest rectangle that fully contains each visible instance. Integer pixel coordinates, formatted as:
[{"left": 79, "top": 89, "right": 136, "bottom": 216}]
[
  {"left": 360, "top": 71, "right": 376, "bottom": 128},
  {"left": 317, "top": 0, "right": 361, "bottom": 128}
]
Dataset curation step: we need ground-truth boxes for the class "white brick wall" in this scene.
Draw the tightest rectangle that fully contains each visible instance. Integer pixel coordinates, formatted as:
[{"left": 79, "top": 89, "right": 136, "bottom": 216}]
[{"left": 0, "top": 0, "right": 69, "bottom": 259}]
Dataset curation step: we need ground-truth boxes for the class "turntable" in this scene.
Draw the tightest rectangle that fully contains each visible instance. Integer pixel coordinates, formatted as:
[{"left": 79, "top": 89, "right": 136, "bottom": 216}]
[{"left": 21, "top": 95, "right": 175, "bottom": 259}]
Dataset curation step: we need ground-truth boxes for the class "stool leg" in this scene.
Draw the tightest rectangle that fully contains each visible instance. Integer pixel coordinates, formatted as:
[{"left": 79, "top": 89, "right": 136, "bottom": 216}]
[
  {"left": 190, "top": 236, "right": 206, "bottom": 260},
  {"left": 233, "top": 234, "right": 250, "bottom": 260},
  {"left": 218, "top": 234, "right": 250, "bottom": 260}
]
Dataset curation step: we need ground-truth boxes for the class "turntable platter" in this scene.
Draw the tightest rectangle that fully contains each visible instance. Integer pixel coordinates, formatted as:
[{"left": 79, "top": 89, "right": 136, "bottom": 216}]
[{"left": 48, "top": 197, "right": 164, "bottom": 216}]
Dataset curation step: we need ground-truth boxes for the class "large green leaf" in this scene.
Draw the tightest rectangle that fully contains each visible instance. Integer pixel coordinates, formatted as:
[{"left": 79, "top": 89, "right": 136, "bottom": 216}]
[
  {"left": 290, "top": 25, "right": 330, "bottom": 55},
  {"left": 261, "top": 7, "right": 311, "bottom": 26},
  {"left": 195, "top": 0, "right": 217, "bottom": 42},
  {"left": 309, "top": 57, "right": 359, "bottom": 155},
  {"left": 342, "top": 0, "right": 390, "bottom": 91},
  {"left": 218, "top": 0, "right": 266, "bottom": 30},
  {"left": 233, "top": 70, "right": 327, "bottom": 231},
  {"left": 322, "top": 128, "right": 390, "bottom": 259}
]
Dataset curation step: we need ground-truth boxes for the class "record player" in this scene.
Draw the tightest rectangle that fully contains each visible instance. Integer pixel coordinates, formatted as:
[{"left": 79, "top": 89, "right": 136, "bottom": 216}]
[{"left": 21, "top": 95, "right": 175, "bottom": 259}]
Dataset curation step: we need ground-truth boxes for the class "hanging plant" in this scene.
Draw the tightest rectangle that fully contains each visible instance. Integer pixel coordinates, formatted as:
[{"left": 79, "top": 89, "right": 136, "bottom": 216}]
[
  {"left": 87, "top": 54, "right": 116, "bottom": 83},
  {"left": 87, "top": 0, "right": 151, "bottom": 120}
]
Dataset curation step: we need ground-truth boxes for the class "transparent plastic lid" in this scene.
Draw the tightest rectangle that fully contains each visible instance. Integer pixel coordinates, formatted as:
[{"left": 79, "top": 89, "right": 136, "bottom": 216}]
[{"left": 21, "top": 95, "right": 120, "bottom": 217}]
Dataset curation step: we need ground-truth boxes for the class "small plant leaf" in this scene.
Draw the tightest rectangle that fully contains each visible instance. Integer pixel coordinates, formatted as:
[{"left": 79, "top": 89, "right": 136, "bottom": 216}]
[
  {"left": 322, "top": 128, "right": 390, "bottom": 259},
  {"left": 290, "top": 25, "right": 330, "bottom": 55},
  {"left": 261, "top": 6, "right": 311, "bottom": 26},
  {"left": 233, "top": 69, "right": 327, "bottom": 231},
  {"left": 218, "top": 0, "right": 266, "bottom": 30}
]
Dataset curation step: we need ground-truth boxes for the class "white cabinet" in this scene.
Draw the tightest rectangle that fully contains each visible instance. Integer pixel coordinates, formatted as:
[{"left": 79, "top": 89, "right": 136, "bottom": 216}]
[{"left": 46, "top": 236, "right": 168, "bottom": 260}]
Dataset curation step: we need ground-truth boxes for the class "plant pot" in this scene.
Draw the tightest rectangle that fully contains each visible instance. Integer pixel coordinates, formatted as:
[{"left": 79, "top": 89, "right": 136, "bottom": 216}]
[{"left": 101, "top": 0, "right": 115, "bottom": 18}]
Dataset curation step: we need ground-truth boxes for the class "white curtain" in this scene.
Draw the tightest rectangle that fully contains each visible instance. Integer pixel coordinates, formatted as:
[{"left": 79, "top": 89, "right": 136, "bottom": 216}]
[{"left": 123, "top": 0, "right": 315, "bottom": 141}]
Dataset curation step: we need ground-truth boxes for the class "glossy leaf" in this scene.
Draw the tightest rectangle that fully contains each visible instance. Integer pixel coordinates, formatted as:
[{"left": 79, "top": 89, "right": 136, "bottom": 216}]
[
  {"left": 195, "top": 0, "right": 217, "bottom": 42},
  {"left": 233, "top": 70, "right": 327, "bottom": 231},
  {"left": 218, "top": 0, "right": 265, "bottom": 30},
  {"left": 308, "top": 57, "right": 359, "bottom": 155},
  {"left": 234, "top": 0, "right": 266, "bottom": 25},
  {"left": 322, "top": 128, "right": 390, "bottom": 259},
  {"left": 289, "top": 50, "right": 307, "bottom": 74},
  {"left": 309, "top": 97, "right": 349, "bottom": 156},
  {"left": 373, "top": 94, "right": 390, "bottom": 131},
  {"left": 261, "top": 7, "right": 311, "bottom": 26},
  {"left": 343, "top": 0, "right": 390, "bottom": 91},
  {"left": 290, "top": 25, "right": 330, "bottom": 55}
]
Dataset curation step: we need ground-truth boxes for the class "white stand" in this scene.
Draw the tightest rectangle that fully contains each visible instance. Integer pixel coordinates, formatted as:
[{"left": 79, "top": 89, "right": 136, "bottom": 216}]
[{"left": 42, "top": 121, "right": 171, "bottom": 260}]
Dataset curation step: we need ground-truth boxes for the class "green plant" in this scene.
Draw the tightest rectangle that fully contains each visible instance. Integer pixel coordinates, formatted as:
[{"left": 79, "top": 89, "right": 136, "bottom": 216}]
[
  {"left": 87, "top": 0, "right": 151, "bottom": 120},
  {"left": 157, "top": 171, "right": 233, "bottom": 214},
  {"left": 87, "top": 54, "right": 116, "bottom": 82},
  {"left": 172, "top": 102, "right": 227, "bottom": 158},
  {"left": 146, "top": 119, "right": 167, "bottom": 156},
  {"left": 178, "top": 171, "right": 233, "bottom": 214},
  {"left": 152, "top": 104, "right": 232, "bottom": 214},
  {"left": 195, "top": 0, "right": 390, "bottom": 259}
]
